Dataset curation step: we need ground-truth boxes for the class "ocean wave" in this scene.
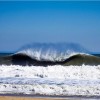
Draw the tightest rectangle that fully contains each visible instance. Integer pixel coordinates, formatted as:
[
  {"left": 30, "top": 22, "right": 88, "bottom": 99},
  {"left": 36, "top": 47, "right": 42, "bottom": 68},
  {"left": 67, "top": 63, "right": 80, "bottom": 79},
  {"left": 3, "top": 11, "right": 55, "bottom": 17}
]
[
  {"left": 17, "top": 48, "right": 80, "bottom": 61},
  {"left": 0, "top": 43, "right": 100, "bottom": 66},
  {"left": 17, "top": 43, "right": 90, "bottom": 61},
  {"left": 0, "top": 53, "right": 100, "bottom": 66}
]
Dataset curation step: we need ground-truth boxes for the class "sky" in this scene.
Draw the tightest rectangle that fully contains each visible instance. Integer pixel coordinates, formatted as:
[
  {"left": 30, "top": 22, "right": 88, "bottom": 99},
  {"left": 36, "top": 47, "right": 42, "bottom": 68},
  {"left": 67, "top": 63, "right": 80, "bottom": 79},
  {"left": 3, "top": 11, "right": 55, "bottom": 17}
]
[{"left": 0, "top": 1, "right": 100, "bottom": 53}]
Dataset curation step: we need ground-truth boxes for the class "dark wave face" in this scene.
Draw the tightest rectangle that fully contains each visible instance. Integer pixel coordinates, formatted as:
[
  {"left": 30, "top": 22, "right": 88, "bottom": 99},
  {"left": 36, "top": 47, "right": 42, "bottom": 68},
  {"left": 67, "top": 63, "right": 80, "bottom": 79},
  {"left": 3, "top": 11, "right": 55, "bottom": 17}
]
[
  {"left": 0, "top": 53, "right": 100, "bottom": 66},
  {"left": 0, "top": 43, "right": 100, "bottom": 66}
]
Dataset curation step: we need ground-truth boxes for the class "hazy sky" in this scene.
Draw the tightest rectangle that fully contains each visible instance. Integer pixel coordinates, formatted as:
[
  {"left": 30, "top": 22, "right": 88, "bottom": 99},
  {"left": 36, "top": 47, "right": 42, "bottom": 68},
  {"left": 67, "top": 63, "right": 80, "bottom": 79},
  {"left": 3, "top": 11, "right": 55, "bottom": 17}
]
[{"left": 0, "top": 1, "right": 100, "bottom": 52}]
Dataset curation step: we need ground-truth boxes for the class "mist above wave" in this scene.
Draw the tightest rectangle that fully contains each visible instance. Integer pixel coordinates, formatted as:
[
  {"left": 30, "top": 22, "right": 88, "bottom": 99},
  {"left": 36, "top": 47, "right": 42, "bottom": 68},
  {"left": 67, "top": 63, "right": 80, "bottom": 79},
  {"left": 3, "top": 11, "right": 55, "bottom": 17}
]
[{"left": 17, "top": 43, "right": 90, "bottom": 61}]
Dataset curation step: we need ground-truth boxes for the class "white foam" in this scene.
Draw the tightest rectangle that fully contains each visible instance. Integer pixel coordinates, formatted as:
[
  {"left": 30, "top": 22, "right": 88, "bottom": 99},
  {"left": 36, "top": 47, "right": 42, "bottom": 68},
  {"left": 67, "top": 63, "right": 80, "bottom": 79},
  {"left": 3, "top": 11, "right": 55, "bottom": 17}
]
[
  {"left": 1, "top": 83, "right": 100, "bottom": 96},
  {"left": 0, "top": 65, "right": 100, "bottom": 80},
  {"left": 0, "top": 65, "right": 100, "bottom": 96}
]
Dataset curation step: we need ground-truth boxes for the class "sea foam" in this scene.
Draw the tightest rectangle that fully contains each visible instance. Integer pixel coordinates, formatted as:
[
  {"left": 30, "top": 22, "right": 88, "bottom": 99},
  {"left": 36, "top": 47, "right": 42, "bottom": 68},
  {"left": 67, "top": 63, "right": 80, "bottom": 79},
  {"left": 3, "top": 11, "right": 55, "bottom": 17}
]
[{"left": 0, "top": 65, "right": 100, "bottom": 96}]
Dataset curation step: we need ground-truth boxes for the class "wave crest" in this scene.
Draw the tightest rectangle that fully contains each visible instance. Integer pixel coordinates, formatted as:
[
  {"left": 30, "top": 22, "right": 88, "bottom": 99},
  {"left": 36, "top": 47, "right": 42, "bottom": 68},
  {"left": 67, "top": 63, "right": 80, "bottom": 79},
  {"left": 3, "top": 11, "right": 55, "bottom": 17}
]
[{"left": 17, "top": 43, "right": 90, "bottom": 61}]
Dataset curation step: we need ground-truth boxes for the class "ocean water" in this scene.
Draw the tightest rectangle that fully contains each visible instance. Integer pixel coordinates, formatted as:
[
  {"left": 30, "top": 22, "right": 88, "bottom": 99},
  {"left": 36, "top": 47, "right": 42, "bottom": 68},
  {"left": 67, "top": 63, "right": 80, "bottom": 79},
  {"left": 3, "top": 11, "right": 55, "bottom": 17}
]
[{"left": 0, "top": 43, "right": 100, "bottom": 99}]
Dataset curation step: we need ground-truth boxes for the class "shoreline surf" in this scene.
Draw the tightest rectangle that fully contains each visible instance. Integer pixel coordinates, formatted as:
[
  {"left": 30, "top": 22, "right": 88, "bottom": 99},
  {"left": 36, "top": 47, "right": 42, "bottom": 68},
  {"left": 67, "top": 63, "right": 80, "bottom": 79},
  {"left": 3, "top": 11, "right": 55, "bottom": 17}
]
[{"left": 0, "top": 94, "right": 100, "bottom": 100}]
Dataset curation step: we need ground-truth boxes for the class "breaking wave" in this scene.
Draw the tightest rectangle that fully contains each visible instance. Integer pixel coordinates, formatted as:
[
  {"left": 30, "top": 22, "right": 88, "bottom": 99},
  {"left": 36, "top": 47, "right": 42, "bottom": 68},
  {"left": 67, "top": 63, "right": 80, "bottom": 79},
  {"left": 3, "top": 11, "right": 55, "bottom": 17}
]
[
  {"left": 0, "top": 43, "right": 100, "bottom": 66},
  {"left": 0, "top": 43, "right": 100, "bottom": 97},
  {"left": 17, "top": 43, "right": 90, "bottom": 61}
]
